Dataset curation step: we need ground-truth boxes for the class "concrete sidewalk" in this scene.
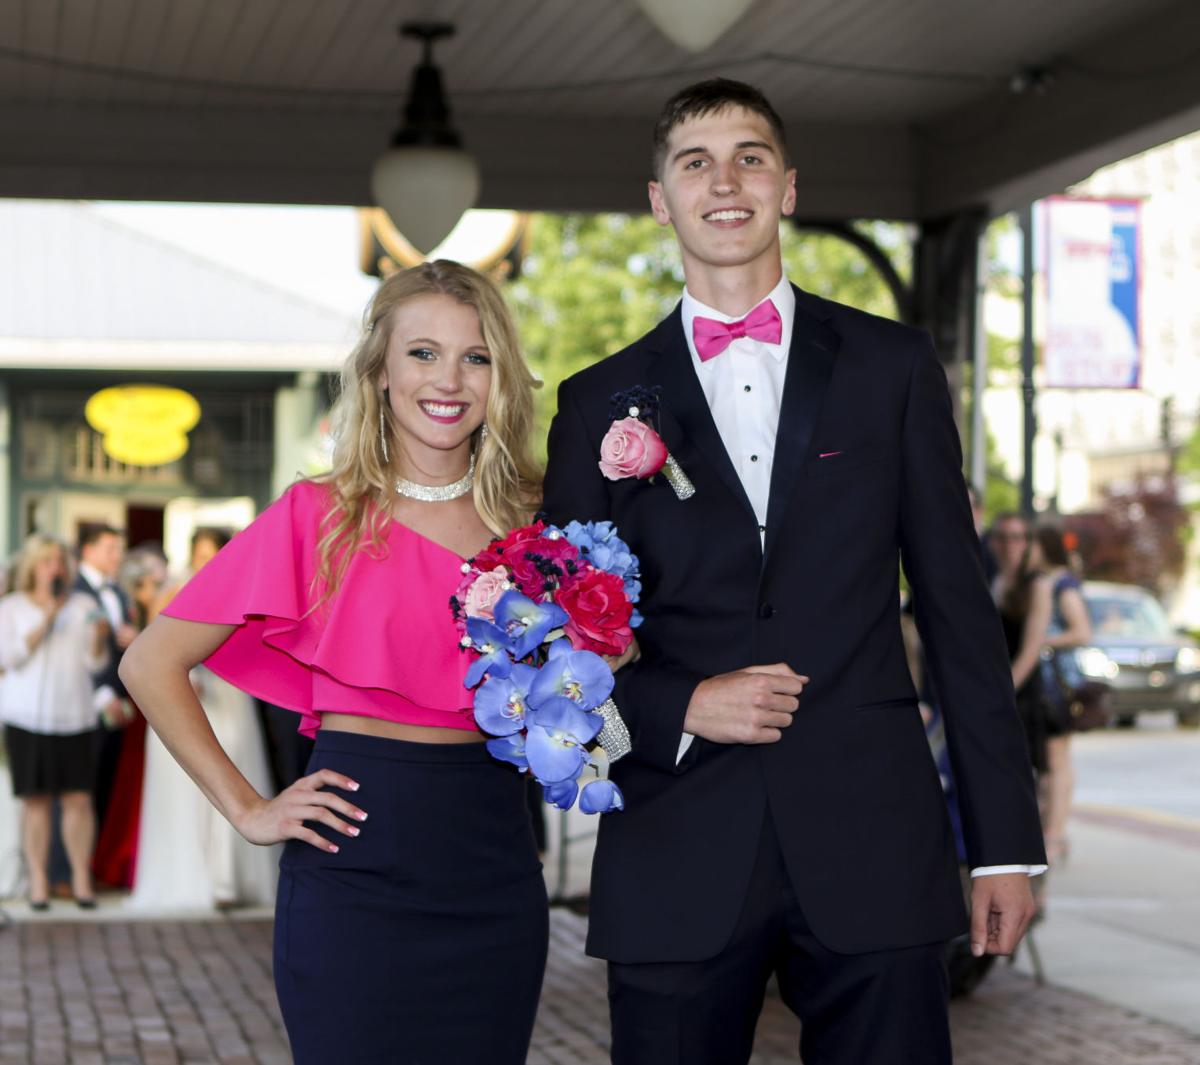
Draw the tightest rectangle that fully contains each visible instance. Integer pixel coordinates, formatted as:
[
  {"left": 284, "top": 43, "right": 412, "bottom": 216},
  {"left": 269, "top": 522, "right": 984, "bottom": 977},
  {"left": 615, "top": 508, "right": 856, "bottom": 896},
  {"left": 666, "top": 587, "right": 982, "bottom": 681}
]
[{"left": 1, "top": 908, "right": 1197, "bottom": 1065}]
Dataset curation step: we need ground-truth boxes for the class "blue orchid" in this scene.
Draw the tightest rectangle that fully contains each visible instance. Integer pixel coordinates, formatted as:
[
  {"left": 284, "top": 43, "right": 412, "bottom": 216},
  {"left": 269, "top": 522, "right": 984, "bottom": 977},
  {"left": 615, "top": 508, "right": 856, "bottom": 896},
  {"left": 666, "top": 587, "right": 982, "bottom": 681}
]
[
  {"left": 473, "top": 664, "right": 537, "bottom": 737},
  {"left": 528, "top": 639, "right": 614, "bottom": 712},
  {"left": 525, "top": 720, "right": 591, "bottom": 783},
  {"left": 541, "top": 778, "right": 579, "bottom": 811},
  {"left": 493, "top": 590, "right": 569, "bottom": 659},
  {"left": 464, "top": 616, "right": 515, "bottom": 688},
  {"left": 579, "top": 778, "right": 625, "bottom": 814},
  {"left": 485, "top": 733, "right": 529, "bottom": 771},
  {"left": 527, "top": 696, "right": 603, "bottom": 747}
]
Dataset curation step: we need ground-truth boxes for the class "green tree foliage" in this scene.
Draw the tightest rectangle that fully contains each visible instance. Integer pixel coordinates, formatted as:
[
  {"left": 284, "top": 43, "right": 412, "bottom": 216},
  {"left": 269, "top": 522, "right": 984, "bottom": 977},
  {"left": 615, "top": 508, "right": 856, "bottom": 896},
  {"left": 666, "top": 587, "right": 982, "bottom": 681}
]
[{"left": 510, "top": 214, "right": 909, "bottom": 450}]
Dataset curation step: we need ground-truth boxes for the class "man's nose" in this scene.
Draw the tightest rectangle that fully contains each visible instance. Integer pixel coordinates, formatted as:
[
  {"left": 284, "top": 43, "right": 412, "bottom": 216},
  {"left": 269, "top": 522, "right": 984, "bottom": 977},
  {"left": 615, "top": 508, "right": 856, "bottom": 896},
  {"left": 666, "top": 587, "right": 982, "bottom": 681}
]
[{"left": 710, "top": 161, "right": 740, "bottom": 195}]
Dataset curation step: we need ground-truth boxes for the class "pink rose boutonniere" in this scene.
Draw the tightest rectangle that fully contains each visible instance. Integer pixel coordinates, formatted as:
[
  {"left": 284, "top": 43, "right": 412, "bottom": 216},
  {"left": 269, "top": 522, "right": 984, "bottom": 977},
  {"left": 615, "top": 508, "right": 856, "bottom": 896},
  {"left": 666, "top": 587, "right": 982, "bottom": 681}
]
[{"left": 598, "top": 386, "right": 695, "bottom": 500}]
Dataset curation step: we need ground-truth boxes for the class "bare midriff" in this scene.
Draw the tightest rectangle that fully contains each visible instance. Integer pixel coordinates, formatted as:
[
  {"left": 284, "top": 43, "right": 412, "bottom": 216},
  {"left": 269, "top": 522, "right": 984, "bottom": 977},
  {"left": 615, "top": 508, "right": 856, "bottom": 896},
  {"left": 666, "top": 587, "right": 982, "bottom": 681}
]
[{"left": 319, "top": 712, "right": 486, "bottom": 744}]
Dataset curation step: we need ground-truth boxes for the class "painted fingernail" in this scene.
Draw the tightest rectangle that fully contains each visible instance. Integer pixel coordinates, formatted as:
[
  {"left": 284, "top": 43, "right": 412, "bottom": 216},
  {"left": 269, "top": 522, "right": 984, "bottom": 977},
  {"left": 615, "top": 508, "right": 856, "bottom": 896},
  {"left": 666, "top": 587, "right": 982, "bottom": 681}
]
[
  {"left": 346, "top": 781, "right": 360, "bottom": 792},
  {"left": 328, "top": 843, "right": 339, "bottom": 853},
  {"left": 356, "top": 811, "right": 368, "bottom": 822},
  {"left": 348, "top": 826, "right": 360, "bottom": 837}
]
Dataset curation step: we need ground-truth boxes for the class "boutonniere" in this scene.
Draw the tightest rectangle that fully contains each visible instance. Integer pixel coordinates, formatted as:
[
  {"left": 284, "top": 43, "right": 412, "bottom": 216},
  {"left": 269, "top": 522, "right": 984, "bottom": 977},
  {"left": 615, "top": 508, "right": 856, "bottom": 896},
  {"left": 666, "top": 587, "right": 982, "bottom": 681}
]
[{"left": 599, "top": 386, "right": 695, "bottom": 501}]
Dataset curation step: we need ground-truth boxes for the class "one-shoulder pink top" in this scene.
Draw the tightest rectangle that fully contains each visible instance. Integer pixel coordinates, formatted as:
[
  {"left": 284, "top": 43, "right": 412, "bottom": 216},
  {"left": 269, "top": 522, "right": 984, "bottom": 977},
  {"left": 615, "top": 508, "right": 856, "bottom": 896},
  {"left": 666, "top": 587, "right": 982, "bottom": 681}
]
[{"left": 162, "top": 480, "right": 475, "bottom": 738}]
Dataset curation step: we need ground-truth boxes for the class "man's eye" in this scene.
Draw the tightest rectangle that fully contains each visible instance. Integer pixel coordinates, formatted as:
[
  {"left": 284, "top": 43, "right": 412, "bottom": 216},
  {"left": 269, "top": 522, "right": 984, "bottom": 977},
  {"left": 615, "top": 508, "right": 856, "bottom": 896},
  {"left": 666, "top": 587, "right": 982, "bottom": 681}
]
[
  {"left": 684, "top": 158, "right": 706, "bottom": 170},
  {"left": 741, "top": 154, "right": 762, "bottom": 165}
]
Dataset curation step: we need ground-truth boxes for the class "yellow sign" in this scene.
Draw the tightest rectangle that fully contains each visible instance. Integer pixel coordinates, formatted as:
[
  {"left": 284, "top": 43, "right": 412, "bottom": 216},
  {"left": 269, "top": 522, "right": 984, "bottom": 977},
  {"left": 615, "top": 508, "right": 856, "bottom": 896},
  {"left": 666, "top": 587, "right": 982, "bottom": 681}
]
[{"left": 85, "top": 385, "right": 201, "bottom": 467}]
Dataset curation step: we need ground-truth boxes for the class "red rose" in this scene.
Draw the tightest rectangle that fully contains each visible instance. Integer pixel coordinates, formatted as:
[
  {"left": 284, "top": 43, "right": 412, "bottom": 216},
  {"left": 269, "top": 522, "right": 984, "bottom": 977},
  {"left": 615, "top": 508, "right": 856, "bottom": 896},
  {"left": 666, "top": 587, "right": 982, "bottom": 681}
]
[
  {"left": 476, "top": 523, "right": 583, "bottom": 600},
  {"left": 558, "top": 566, "right": 634, "bottom": 656}
]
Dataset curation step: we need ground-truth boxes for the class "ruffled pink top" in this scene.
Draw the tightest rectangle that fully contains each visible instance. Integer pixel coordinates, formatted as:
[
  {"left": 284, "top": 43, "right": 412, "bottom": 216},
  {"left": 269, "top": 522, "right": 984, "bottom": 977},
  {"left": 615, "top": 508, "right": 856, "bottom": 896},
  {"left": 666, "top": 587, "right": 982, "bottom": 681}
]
[{"left": 161, "top": 480, "right": 475, "bottom": 738}]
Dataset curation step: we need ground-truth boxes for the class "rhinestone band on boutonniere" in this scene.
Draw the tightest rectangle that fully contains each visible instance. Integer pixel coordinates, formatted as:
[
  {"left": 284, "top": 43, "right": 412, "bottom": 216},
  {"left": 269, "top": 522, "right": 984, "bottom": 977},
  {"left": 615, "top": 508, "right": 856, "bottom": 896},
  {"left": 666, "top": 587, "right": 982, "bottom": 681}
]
[{"left": 599, "top": 386, "right": 695, "bottom": 501}]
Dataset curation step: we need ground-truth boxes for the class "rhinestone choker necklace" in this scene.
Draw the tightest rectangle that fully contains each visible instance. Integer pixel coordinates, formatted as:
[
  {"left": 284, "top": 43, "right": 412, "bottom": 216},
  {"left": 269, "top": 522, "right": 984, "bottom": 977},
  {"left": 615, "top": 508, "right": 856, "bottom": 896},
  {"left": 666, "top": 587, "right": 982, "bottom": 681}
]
[{"left": 394, "top": 452, "right": 475, "bottom": 502}]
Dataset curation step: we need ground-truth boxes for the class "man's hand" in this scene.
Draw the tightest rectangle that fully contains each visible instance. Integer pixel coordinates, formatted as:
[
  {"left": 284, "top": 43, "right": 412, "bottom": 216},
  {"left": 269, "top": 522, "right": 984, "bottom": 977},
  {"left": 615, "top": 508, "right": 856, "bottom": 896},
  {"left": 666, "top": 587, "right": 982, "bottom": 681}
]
[
  {"left": 970, "top": 873, "right": 1038, "bottom": 956},
  {"left": 683, "top": 663, "right": 808, "bottom": 745}
]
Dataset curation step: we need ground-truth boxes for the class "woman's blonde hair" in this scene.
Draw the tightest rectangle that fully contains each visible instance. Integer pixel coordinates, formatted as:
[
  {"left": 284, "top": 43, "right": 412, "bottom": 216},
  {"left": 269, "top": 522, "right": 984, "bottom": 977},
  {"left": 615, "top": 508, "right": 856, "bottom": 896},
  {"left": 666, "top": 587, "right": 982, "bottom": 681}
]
[
  {"left": 13, "top": 533, "right": 70, "bottom": 594},
  {"left": 314, "top": 260, "right": 542, "bottom": 598}
]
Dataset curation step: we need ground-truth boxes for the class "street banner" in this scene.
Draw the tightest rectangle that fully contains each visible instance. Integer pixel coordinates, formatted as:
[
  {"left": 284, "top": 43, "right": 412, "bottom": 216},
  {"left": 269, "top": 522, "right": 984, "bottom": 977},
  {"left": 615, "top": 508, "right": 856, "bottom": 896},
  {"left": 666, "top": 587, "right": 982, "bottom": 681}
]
[{"left": 1043, "top": 196, "right": 1141, "bottom": 389}]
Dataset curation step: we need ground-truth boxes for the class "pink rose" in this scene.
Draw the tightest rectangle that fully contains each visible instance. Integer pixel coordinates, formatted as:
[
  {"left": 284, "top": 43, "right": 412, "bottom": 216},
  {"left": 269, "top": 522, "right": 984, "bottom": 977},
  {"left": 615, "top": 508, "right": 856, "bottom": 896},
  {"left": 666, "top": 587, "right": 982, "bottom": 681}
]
[
  {"left": 463, "top": 566, "right": 511, "bottom": 621},
  {"left": 598, "top": 417, "right": 668, "bottom": 481}
]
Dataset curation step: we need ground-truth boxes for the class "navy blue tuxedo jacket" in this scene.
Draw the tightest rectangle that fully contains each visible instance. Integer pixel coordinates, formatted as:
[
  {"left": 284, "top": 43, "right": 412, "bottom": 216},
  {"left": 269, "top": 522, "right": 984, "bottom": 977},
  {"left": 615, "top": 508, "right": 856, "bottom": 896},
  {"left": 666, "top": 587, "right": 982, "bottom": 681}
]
[{"left": 542, "top": 285, "right": 1045, "bottom": 963}]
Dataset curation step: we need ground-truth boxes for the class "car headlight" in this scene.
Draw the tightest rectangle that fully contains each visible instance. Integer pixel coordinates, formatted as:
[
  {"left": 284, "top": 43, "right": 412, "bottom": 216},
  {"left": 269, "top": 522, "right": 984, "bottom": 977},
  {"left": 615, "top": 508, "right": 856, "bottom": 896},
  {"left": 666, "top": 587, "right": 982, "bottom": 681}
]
[
  {"left": 1078, "top": 647, "right": 1119, "bottom": 680},
  {"left": 1176, "top": 647, "right": 1200, "bottom": 675}
]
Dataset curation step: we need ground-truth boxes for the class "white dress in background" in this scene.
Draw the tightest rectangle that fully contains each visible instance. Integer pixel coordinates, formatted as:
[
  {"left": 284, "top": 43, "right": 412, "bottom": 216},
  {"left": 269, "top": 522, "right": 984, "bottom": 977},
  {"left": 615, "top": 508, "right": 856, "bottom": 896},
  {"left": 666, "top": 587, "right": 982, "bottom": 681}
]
[{"left": 128, "top": 665, "right": 279, "bottom": 911}]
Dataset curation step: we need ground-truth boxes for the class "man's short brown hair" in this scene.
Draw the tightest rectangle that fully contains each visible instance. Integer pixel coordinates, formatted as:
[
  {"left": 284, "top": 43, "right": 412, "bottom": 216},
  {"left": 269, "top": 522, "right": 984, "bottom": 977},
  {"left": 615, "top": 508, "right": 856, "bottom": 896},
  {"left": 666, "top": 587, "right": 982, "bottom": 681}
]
[{"left": 652, "top": 77, "right": 789, "bottom": 178}]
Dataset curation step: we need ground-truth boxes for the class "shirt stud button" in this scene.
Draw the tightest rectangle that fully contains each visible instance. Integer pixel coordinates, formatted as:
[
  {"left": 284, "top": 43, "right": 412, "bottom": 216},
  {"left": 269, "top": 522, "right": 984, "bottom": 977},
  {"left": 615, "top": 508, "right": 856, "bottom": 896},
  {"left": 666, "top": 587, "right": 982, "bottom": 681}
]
[
  {"left": 744, "top": 385, "right": 752, "bottom": 393},
  {"left": 759, "top": 603, "right": 775, "bottom": 619},
  {"left": 750, "top": 455, "right": 759, "bottom": 462}
]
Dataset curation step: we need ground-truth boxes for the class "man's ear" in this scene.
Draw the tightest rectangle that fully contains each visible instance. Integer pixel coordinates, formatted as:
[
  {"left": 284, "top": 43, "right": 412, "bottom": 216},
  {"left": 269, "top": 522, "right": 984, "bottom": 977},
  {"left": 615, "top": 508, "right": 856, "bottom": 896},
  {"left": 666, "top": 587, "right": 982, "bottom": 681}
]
[
  {"left": 648, "top": 180, "right": 672, "bottom": 226},
  {"left": 780, "top": 168, "right": 798, "bottom": 218}
]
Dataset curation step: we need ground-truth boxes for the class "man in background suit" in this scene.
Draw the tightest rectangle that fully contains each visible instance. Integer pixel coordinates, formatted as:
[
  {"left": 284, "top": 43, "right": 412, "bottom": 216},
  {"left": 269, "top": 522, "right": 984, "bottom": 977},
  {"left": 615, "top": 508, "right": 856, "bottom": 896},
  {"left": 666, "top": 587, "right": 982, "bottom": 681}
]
[{"left": 74, "top": 523, "right": 137, "bottom": 827}]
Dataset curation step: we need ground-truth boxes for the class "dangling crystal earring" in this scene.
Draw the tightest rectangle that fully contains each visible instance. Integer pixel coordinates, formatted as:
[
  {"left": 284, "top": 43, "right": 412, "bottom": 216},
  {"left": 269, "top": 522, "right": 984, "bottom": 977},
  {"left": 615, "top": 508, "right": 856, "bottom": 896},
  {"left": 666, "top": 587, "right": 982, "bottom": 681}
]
[
  {"left": 479, "top": 423, "right": 490, "bottom": 442},
  {"left": 378, "top": 402, "right": 390, "bottom": 464}
]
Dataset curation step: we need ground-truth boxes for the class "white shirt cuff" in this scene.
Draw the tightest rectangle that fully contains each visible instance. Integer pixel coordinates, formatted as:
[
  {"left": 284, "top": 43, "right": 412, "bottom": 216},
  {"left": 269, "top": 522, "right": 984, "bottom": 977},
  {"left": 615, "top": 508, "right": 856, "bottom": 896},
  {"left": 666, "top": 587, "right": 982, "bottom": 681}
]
[
  {"left": 676, "top": 732, "right": 695, "bottom": 764},
  {"left": 93, "top": 684, "right": 117, "bottom": 712},
  {"left": 970, "top": 864, "right": 1048, "bottom": 878}
]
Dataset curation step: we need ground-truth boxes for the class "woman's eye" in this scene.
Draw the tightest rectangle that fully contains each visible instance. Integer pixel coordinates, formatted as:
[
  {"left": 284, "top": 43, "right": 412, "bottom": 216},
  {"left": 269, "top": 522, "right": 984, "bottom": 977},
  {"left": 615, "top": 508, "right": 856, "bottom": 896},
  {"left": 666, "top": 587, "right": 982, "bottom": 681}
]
[
  {"left": 466, "top": 352, "right": 492, "bottom": 366},
  {"left": 407, "top": 347, "right": 436, "bottom": 361}
]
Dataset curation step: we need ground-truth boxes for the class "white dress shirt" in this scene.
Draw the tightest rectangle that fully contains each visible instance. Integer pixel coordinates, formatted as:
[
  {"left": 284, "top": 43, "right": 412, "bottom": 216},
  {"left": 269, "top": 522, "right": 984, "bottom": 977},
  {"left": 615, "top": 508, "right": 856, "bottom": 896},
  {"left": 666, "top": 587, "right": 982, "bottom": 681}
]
[
  {"left": 673, "top": 278, "right": 1044, "bottom": 879},
  {"left": 0, "top": 592, "right": 108, "bottom": 733}
]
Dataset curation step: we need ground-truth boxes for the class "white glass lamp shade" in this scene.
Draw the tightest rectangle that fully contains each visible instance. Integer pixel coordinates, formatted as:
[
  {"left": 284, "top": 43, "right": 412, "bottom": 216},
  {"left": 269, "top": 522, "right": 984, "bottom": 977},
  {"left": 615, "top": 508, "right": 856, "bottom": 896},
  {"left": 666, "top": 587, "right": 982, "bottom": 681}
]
[
  {"left": 637, "top": 0, "right": 755, "bottom": 52},
  {"left": 371, "top": 145, "right": 481, "bottom": 255}
]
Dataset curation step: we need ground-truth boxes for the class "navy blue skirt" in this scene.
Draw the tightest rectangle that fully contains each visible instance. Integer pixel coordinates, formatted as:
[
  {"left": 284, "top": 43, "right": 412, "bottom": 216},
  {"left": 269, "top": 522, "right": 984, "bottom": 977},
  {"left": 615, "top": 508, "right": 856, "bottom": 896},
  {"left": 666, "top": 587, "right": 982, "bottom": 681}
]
[{"left": 274, "top": 730, "right": 548, "bottom": 1065}]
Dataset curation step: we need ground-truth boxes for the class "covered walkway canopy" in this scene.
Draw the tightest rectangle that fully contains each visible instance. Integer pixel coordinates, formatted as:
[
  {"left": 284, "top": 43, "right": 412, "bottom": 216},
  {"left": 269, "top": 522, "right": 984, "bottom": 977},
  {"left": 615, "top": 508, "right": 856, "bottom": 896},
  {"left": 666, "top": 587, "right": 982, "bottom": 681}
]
[{"left": 1, "top": 0, "right": 1198, "bottom": 362}]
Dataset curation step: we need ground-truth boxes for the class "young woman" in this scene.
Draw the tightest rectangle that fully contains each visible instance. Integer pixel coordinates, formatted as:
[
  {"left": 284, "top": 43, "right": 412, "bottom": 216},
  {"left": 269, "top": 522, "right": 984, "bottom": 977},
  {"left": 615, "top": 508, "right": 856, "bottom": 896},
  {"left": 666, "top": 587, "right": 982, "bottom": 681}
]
[
  {"left": 1033, "top": 525, "right": 1092, "bottom": 865},
  {"left": 121, "top": 261, "right": 550, "bottom": 1064},
  {"left": 0, "top": 534, "right": 108, "bottom": 909},
  {"left": 989, "top": 512, "right": 1054, "bottom": 776}
]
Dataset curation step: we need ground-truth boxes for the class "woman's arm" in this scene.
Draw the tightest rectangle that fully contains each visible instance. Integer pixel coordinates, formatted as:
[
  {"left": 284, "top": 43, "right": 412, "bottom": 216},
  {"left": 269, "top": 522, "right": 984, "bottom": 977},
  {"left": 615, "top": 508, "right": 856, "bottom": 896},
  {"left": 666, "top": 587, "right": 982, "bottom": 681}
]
[
  {"left": 1012, "top": 576, "right": 1053, "bottom": 689},
  {"left": 120, "top": 615, "right": 367, "bottom": 853},
  {"left": 1044, "top": 584, "right": 1092, "bottom": 650}
]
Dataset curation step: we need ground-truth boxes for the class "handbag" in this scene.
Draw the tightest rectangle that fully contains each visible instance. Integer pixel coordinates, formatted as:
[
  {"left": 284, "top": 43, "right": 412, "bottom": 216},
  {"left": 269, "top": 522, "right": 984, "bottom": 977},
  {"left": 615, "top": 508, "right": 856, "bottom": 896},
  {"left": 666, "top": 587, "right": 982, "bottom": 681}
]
[{"left": 1046, "top": 652, "right": 1113, "bottom": 732}]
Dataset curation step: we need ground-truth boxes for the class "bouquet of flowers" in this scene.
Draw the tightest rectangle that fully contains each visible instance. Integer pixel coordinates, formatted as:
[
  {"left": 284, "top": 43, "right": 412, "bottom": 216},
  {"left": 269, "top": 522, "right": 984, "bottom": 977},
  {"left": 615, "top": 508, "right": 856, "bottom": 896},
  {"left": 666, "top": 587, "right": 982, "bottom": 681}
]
[{"left": 451, "top": 520, "right": 642, "bottom": 813}]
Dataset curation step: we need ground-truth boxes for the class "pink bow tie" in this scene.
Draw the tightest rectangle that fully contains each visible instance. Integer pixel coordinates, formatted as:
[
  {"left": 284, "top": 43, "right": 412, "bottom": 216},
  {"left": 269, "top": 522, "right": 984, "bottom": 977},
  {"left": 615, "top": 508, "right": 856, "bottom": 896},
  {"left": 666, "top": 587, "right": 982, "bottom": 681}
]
[{"left": 692, "top": 299, "right": 782, "bottom": 362}]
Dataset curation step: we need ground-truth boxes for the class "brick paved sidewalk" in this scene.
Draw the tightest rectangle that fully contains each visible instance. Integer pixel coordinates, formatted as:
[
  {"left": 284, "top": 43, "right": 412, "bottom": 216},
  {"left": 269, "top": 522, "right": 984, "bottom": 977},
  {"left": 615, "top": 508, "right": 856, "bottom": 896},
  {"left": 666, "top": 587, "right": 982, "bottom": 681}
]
[{"left": 0, "top": 909, "right": 1197, "bottom": 1064}]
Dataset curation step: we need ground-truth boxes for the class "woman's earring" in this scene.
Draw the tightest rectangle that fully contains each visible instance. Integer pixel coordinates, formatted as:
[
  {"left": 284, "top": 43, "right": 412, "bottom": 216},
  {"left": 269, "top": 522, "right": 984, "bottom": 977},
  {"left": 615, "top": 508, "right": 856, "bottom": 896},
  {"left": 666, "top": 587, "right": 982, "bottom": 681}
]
[
  {"left": 479, "top": 423, "right": 490, "bottom": 442},
  {"left": 379, "top": 403, "right": 390, "bottom": 464}
]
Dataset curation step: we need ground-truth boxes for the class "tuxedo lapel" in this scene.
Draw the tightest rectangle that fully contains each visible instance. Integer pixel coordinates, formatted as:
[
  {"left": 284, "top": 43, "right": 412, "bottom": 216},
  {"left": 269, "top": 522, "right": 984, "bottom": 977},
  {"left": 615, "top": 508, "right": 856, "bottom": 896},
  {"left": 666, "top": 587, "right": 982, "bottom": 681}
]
[
  {"left": 763, "top": 287, "right": 840, "bottom": 562},
  {"left": 645, "top": 306, "right": 756, "bottom": 522}
]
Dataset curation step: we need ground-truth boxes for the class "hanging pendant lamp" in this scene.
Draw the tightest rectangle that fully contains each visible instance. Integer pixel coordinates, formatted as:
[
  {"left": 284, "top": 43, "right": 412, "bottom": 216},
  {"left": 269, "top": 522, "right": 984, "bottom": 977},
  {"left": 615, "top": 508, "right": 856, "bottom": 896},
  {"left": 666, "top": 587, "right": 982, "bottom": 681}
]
[{"left": 370, "top": 22, "right": 479, "bottom": 255}]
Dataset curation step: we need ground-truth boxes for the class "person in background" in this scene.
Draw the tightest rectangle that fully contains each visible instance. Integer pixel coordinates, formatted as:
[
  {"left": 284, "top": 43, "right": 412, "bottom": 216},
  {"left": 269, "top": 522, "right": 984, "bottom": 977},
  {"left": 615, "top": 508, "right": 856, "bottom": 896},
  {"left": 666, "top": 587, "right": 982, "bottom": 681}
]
[
  {"left": 128, "top": 528, "right": 278, "bottom": 910},
  {"left": 92, "top": 545, "right": 168, "bottom": 889},
  {"left": 74, "top": 523, "right": 137, "bottom": 829},
  {"left": 1033, "top": 525, "right": 1092, "bottom": 866},
  {"left": 0, "top": 534, "right": 109, "bottom": 909},
  {"left": 989, "top": 513, "right": 1052, "bottom": 779}
]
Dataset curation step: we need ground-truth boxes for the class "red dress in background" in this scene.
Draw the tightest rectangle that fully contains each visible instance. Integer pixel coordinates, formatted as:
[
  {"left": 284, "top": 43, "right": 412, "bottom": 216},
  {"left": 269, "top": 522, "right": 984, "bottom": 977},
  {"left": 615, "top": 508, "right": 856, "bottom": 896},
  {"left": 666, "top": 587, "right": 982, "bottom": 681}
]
[{"left": 91, "top": 708, "right": 147, "bottom": 888}]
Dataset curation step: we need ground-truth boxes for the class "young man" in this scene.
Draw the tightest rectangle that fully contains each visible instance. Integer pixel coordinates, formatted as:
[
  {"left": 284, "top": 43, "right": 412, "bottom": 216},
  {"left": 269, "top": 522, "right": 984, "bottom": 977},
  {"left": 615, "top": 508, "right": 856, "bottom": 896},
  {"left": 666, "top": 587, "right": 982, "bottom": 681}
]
[
  {"left": 542, "top": 79, "right": 1046, "bottom": 1065},
  {"left": 74, "top": 523, "right": 137, "bottom": 826}
]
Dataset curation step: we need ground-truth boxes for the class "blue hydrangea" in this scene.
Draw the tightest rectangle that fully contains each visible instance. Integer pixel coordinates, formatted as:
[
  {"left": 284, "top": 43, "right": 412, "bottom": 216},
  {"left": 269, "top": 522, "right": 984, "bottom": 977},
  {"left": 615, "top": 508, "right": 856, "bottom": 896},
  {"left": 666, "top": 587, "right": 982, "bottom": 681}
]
[{"left": 553, "top": 521, "right": 643, "bottom": 627}]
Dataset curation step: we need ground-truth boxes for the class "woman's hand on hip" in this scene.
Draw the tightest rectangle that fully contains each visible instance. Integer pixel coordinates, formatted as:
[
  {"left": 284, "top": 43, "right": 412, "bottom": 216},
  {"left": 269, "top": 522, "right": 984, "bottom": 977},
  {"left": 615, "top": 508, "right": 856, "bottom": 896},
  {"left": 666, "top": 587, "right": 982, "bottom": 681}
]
[{"left": 234, "top": 768, "right": 367, "bottom": 853}]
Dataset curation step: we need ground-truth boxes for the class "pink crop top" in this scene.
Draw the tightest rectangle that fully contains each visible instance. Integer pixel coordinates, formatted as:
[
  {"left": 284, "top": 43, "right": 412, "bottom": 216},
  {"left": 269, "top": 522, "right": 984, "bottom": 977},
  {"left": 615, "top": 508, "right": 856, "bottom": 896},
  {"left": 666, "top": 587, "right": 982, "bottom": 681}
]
[{"left": 162, "top": 480, "right": 475, "bottom": 738}]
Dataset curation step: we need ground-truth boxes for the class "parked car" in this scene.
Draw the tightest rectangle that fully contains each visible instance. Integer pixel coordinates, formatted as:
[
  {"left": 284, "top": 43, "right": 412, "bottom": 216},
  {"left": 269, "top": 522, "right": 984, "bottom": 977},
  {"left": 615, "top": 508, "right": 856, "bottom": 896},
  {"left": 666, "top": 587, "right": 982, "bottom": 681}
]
[{"left": 1072, "top": 581, "right": 1200, "bottom": 728}]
